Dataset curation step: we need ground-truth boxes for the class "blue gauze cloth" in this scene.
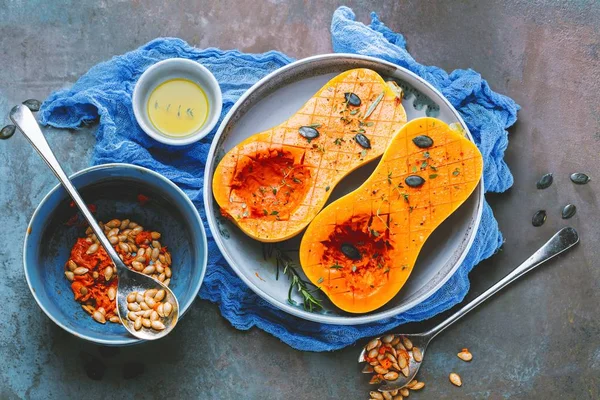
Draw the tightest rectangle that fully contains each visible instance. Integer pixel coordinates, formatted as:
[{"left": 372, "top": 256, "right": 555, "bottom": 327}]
[{"left": 38, "top": 6, "right": 519, "bottom": 352}]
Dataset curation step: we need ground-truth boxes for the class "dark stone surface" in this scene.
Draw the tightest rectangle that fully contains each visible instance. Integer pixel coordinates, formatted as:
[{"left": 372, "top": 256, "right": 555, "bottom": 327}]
[{"left": 0, "top": 1, "right": 599, "bottom": 399}]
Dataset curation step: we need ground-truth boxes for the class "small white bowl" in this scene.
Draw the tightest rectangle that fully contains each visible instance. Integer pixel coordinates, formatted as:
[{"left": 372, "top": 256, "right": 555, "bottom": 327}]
[{"left": 132, "top": 58, "right": 222, "bottom": 146}]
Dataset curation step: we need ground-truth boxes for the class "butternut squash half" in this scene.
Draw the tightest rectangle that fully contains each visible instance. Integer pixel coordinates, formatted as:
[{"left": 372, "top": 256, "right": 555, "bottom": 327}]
[
  {"left": 213, "top": 68, "right": 407, "bottom": 242},
  {"left": 299, "top": 117, "right": 483, "bottom": 313}
]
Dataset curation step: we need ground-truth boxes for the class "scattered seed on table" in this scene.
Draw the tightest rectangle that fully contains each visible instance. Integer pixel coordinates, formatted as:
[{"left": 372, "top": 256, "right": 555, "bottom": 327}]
[
  {"left": 561, "top": 204, "right": 576, "bottom": 219},
  {"left": 457, "top": 348, "right": 473, "bottom": 362},
  {"left": 570, "top": 172, "right": 591, "bottom": 185},
  {"left": 411, "top": 381, "right": 425, "bottom": 390},
  {"left": 536, "top": 173, "right": 553, "bottom": 189},
  {"left": 532, "top": 210, "right": 547, "bottom": 227},
  {"left": 449, "top": 372, "right": 462, "bottom": 387}
]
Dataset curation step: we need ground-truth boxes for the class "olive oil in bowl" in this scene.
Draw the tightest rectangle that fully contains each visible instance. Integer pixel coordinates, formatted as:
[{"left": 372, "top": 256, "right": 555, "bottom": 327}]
[{"left": 147, "top": 78, "right": 209, "bottom": 137}]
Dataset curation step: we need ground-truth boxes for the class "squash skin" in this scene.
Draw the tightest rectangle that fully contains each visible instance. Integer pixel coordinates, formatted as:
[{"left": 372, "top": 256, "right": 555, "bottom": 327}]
[
  {"left": 212, "top": 68, "right": 407, "bottom": 242},
  {"left": 299, "top": 117, "right": 483, "bottom": 313}
]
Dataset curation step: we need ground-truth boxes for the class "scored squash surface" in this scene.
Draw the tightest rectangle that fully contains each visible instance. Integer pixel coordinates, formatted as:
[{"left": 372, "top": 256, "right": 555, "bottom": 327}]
[
  {"left": 299, "top": 117, "right": 483, "bottom": 313},
  {"left": 213, "top": 68, "right": 407, "bottom": 242}
]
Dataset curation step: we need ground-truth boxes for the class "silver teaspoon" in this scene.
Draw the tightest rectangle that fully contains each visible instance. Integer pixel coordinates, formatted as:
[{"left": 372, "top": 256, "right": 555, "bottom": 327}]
[
  {"left": 359, "top": 227, "right": 579, "bottom": 392},
  {"left": 10, "top": 105, "right": 179, "bottom": 340}
]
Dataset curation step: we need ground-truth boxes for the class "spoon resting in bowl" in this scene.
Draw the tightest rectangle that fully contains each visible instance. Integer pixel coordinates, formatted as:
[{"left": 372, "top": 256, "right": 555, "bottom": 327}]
[{"left": 10, "top": 104, "right": 179, "bottom": 340}]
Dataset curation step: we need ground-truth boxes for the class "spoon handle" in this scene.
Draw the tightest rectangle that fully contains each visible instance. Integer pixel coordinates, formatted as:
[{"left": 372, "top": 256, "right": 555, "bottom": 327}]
[
  {"left": 10, "top": 105, "right": 122, "bottom": 266},
  {"left": 425, "top": 227, "right": 579, "bottom": 339}
]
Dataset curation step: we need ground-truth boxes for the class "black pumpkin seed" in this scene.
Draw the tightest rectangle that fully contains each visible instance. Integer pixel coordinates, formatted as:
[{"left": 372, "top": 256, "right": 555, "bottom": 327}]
[
  {"left": 344, "top": 92, "right": 361, "bottom": 106},
  {"left": 536, "top": 173, "right": 553, "bottom": 189},
  {"left": 405, "top": 175, "right": 426, "bottom": 188},
  {"left": 340, "top": 243, "right": 361, "bottom": 260},
  {"left": 532, "top": 210, "right": 547, "bottom": 227},
  {"left": 354, "top": 133, "right": 371, "bottom": 149},
  {"left": 0, "top": 125, "right": 16, "bottom": 140},
  {"left": 412, "top": 135, "right": 434, "bottom": 149},
  {"left": 298, "top": 126, "right": 319, "bottom": 139},
  {"left": 570, "top": 173, "right": 591, "bottom": 185},
  {"left": 22, "top": 99, "right": 41, "bottom": 112},
  {"left": 561, "top": 204, "right": 576, "bottom": 219}
]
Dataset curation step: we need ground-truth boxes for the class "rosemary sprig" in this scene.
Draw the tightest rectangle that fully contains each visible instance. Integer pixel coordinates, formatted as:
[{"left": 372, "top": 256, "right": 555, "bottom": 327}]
[
  {"left": 364, "top": 92, "right": 384, "bottom": 119},
  {"left": 263, "top": 244, "right": 323, "bottom": 312}
]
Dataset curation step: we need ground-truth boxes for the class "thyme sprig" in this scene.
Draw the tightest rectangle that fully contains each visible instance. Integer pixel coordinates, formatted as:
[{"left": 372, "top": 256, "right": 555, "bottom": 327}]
[{"left": 263, "top": 244, "right": 323, "bottom": 312}]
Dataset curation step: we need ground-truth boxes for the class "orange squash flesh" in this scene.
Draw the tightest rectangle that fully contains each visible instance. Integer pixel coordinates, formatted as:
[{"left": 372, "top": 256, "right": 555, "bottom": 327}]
[
  {"left": 299, "top": 117, "right": 483, "bottom": 313},
  {"left": 212, "top": 68, "right": 407, "bottom": 242}
]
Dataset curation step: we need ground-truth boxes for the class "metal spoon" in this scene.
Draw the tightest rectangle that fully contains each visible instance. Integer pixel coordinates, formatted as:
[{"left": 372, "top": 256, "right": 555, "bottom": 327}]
[
  {"left": 359, "top": 227, "right": 579, "bottom": 392},
  {"left": 10, "top": 105, "right": 179, "bottom": 340}
]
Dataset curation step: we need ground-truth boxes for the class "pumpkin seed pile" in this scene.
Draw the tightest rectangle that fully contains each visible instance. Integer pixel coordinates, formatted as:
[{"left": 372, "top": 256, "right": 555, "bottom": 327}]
[
  {"left": 363, "top": 335, "right": 424, "bottom": 390},
  {"left": 66, "top": 218, "right": 173, "bottom": 325},
  {"left": 364, "top": 336, "right": 474, "bottom": 398},
  {"left": 532, "top": 172, "right": 590, "bottom": 226},
  {"left": 126, "top": 288, "right": 172, "bottom": 332}
]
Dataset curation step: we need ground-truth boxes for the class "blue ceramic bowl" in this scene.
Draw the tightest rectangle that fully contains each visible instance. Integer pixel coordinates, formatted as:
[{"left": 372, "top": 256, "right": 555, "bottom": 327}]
[{"left": 24, "top": 163, "right": 207, "bottom": 345}]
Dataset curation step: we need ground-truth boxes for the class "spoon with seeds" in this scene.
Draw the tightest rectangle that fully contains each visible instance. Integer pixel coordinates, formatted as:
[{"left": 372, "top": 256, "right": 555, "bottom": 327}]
[
  {"left": 359, "top": 227, "right": 579, "bottom": 392},
  {"left": 10, "top": 105, "right": 179, "bottom": 340}
]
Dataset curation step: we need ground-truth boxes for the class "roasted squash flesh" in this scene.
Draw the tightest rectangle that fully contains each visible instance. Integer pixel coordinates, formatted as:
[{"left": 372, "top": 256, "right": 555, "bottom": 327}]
[
  {"left": 299, "top": 118, "right": 483, "bottom": 313},
  {"left": 213, "top": 68, "right": 407, "bottom": 242}
]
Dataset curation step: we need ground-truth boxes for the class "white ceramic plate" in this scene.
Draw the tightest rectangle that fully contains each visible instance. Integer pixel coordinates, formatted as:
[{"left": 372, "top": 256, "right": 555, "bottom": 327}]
[{"left": 203, "top": 54, "right": 483, "bottom": 325}]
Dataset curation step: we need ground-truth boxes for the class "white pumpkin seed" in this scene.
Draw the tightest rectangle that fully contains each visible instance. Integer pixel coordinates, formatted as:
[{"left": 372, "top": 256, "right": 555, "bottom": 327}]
[
  {"left": 401, "top": 336, "right": 413, "bottom": 350},
  {"left": 163, "top": 278, "right": 170, "bottom": 287},
  {"left": 142, "top": 309, "right": 153, "bottom": 318},
  {"left": 104, "top": 266, "right": 113, "bottom": 281},
  {"left": 412, "top": 381, "right": 426, "bottom": 390},
  {"left": 457, "top": 348, "right": 472, "bottom": 362},
  {"left": 406, "top": 380, "right": 418, "bottom": 389},
  {"left": 139, "top": 302, "right": 150, "bottom": 311},
  {"left": 108, "top": 287, "right": 116, "bottom": 301},
  {"left": 73, "top": 267, "right": 89, "bottom": 275},
  {"left": 127, "top": 292, "right": 137, "bottom": 303},
  {"left": 449, "top": 373, "right": 461, "bottom": 387},
  {"left": 135, "top": 256, "right": 146, "bottom": 263},
  {"left": 67, "top": 260, "right": 77, "bottom": 271},
  {"left": 401, "top": 366, "right": 409, "bottom": 377},
  {"left": 163, "top": 302, "right": 172, "bottom": 317},
  {"left": 131, "top": 261, "right": 144, "bottom": 271},
  {"left": 142, "top": 265, "right": 155, "bottom": 275},
  {"left": 369, "top": 392, "right": 383, "bottom": 400},
  {"left": 127, "top": 311, "right": 137, "bottom": 321},
  {"left": 382, "top": 334, "right": 394, "bottom": 344},
  {"left": 165, "top": 252, "right": 171, "bottom": 265},
  {"left": 93, "top": 311, "right": 106, "bottom": 324},
  {"left": 137, "top": 247, "right": 146, "bottom": 257},
  {"left": 377, "top": 353, "right": 385, "bottom": 361},
  {"left": 107, "top": 228, "right": 119, "bottom": 237},
  {"left": 382, "top": 391, "right": 392, "bottom": 400},
  {"left": 119, "top": 242, "right": 130, "bottom": 252},
  {"left": 118, "top": 234, "right": 127, "bottom": 242},
  {"left": 369, "top": 361, "right": 380, "bottom": 366},
  {"left": 134, "top": 316, "right": 142, "bottom": 331},
  {"left": 142, "top": 318, "right": 152, "bottom": 328},
  {"left": 165, "top": 266, "right": 172, "bottom": 278},
  {"left": 81, "top": 304, "right": 94, "bottom": 315},
  {"left": 127, "top": 302, "right": 141, "bottom": 312},
  {"left": 150, "top": 231, "right": 160, "bottom": 239},
  {"left": 120, "top": 219, "right": 130, "bottom": 230},
  {"left": 106, "top": 219, "right": 121, "bottom": 228},
  {"left": 97, "top": 307, "right": 106, "bottom": 315},
  {"left": 145, "top": 296, "right": 156, "bottom": 308},
  {"left": 85, "top": 226, "right": 93, "bottom": 235},
  {"left": 86, "top": 243, "right": 99, "bottom": 254},
  {"left": 109, "top": 236, "right": 119, "bottom": 244},
  {"left": 158, "top": 254, "right": 166, "bottom": 264},
  {"left": 109, "top": 316, "right": 120, "bottom": 323},
  {"left": 374, "top": 365, "right": 388, "bottom": 374},
  {"left": 144, "top": 288, "right": 158, "bottom": 298},
  {"left": 412, "top": 347, "right": 422, "bottom": 362},
  {"left": 395, "top": 342, "right": 406, "bottom": 351},
  {"left": 368, "top": 349, "right": 379, "bottom": 358},
  {"left": 398, "top": 354, "right": 407, "bottom": 369},
  {"left": 391, "top": 336, "right": 400, "bottom": 346},
  {"left": 391, "top": 363, "right": 400, "bottom": 371},
  {"left": 64, "top": 271, "right": 74, "bottom": 281},
  {"left": 384, "top": 371, "right": 399, "bottom": 381},
  {"left": 156, "top": 264, "right": 165, "bottom": 274},
  {"left": 154, "top": 289, "right": 166, "bottom": 302},
  {"left": 152, "top": 240, "right": 161, "bottom": 249},
  {"left": 400, "top": 388, "right": 409, "bottom": 397},
  {"left": 149, "top": 310, "right": 159, "bottom": 322},
  {"left": 136, "top": 293, "right": 144, "bottom": 303},
  {"left": 158, "top": 273, "right": 166, "bottom": 282},
  {"left": 132, "top": 226, "right": 144, "bottom": 235},
  {"left": 85, "top": 237, "right": 93, "bottom": 244},
  {"left": 129, "top": 244, "right": 138, "bottom": 253},
  {"left": 156, "top": 303, "right": 164, "bottom": 317},
  {"left": 128, "top": 222, "right": 138, "bottom": 229},
  {"left": 151, "top": 320, "right": 165, "bottom": 331},
  {"left": 151, "top": 247, "right": 160, "bottom": 260}
]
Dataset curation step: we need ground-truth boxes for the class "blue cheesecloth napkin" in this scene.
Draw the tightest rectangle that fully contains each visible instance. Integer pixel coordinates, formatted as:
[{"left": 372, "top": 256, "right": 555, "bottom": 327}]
[{"left": 38, "top": 6, "right": 519, "bottom": 352}]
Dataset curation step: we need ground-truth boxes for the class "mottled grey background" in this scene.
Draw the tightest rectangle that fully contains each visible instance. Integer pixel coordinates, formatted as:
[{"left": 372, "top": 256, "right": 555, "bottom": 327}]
[{"left": 1, "top": 1, "right": 599, "bottom": 399}]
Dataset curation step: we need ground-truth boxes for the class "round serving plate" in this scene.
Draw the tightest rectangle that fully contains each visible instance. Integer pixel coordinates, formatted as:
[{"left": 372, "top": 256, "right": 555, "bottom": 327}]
[{"left": 203, "top": 54, "right": 483, "bottom": 325}]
